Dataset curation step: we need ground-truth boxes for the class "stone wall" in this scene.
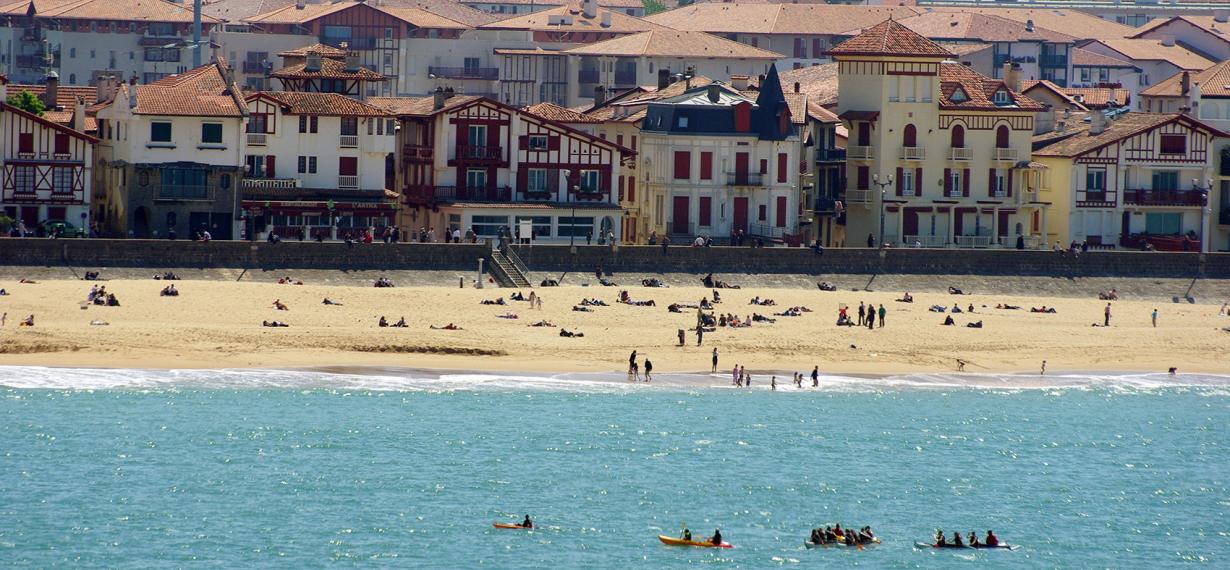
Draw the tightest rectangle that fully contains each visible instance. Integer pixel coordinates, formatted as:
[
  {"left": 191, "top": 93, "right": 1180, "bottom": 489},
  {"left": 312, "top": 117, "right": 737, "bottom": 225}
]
[{"left": 1, "top": 239, "right": 1228, "bottom": 279}]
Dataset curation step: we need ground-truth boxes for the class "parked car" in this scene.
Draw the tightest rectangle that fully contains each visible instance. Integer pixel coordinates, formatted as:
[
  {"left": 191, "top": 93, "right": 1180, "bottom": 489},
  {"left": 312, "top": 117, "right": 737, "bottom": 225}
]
[{"left": 38, "top": 219, "right": 85, "bottom": 238}]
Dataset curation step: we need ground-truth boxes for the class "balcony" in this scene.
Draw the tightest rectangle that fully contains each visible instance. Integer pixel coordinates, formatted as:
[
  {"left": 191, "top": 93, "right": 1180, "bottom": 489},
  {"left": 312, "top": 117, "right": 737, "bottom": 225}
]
[
  {"left": 845, "top": 189, "right": 873, "bottom": 203},
  {"left": 1123, "top": 188, "right": 1205, "bottom": 207},
  {"left": 950, "top": 147, "right": 972, "bottom": 161},
  {"left": 1039, "top": 54, "right": 1067, "bottom": 68},
  {"left": 725, "top": 172, "right": 764, "bottom": 186},
  {"left": 1075, "top": 190, "right": 1115, "bottom": 208},
  {"left": 899, "top": 146, "right": 925, "bottom": 160},
  {"left": 241, "top": 178, "right": 300, "bottom": 190},
  {"left": 403, "top": 184, "right": 434, "bottom": 205},
  {"left": 247, "top": 133, "right": 268, "bottom": 146},
  {"left": 847, "top": 146, "right": 874, "bottom": 160},
  {"left": 434, "top": 185, "right": 512, "bottom": 202},
  {"left": 338, "top": 175, "right": 359, "bottom": 189},
  {"left": 614, "top": 70, "right": 637, "bottom": 86},
  {"left": 994, "top": 148, "right": 1019, "bottom": 161},
  {"left": 427, "top": 66, "right": 498, "bottom": 81},
  {"left": 816, "top": 148, "right": 846, "bottom": 162},
  {"left": 578, "top": 69, "right": 599, "bottom": 84},
  {"left": 403, "top": 144, "right": 433, "bottom": 162},
  {"left": 904, "top": 234, "right": 947, "bottom": 248},
  {"left": 456, "top": 145, "right": 502, "bottom": 162},
  {"left": 242, "top": 61, "right": 267, "bottom": 74},
  {"left": 339, "top": 135, "right": 359, "bottom": 148}
]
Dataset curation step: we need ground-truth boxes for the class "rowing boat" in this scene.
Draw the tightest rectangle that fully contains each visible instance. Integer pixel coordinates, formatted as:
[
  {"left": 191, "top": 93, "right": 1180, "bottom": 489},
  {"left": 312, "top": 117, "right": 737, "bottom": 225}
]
[
  {"left": 804, "top": 537, "right": 880, "bottom": 549},
  {"left": 914, "top": 541, "right": 1018, "bottom": 551},
  {"left": 658, "top": 535, "right": 732, "bottom": 548},
  {"left": 493, "top": 523, "right": 530, "bottom": 530}
]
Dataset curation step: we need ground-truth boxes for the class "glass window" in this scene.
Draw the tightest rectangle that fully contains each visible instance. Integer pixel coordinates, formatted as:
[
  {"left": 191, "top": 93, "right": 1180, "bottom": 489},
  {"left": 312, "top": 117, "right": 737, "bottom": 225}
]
[
  {"left": 1151, "top": 170, "right": 1179, "bottom": 191},
  {"left": 201, "top": 123, "right": 223, "bottom": 144},
  {"left": 1086, "top": 169, "right": 1105, "bottom": 191},
  {"left": 528, "top": 135, "right": 549, "bottom": 151},
  {"left": 515, "top": 216, "right": 551, "bottom": 238},
  {"left": 150, "top": 122, "right": 172, "bottom": 143},
  {"left": 52, "top": 167, "right": 74, "bottom": 193},
  {"left": 579, "top": 170, "right": 600, "bottom": 192},
  {"left": 556, "top": 216, "right": 594, "bottom": 237},
  {"left": 308, "top": 156, "right": 317, "bottom": 173},
  {"left": 471, "top": 215, "right": 509, "bottom": 236},
  {"left": 1159, "top": 135, "right": 1186, "bottom": 155},
  {"left": 341, "top": 117, "right": 358, "bottom": 136},
  {"left": 467, "top": 125, "right": 486, "bottom": 146},
  {"left": 527, "top": 168, "right": 548, "bottom": 192},
  {"left": 159, "top": 168, "right": 208, "bottom": 199}
]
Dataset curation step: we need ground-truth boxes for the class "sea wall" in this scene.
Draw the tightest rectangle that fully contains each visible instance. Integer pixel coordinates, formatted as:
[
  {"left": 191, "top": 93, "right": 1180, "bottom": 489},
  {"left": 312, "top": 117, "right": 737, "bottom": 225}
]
[{"left": 1, "top": 239, "right": 1228, "bottom": 278}]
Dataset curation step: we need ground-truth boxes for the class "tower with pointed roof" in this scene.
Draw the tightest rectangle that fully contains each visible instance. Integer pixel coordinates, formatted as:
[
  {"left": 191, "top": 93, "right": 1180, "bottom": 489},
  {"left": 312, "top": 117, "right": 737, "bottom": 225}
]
[{"left": 830, "top": 19, "right": 1050, "bottom": 250}]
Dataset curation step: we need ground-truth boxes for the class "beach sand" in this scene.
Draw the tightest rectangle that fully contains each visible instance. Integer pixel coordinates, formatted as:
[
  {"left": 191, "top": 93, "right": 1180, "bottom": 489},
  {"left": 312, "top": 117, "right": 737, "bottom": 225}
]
[{"left": 0, "top": 277, "right": 1226, "bottom": 375}]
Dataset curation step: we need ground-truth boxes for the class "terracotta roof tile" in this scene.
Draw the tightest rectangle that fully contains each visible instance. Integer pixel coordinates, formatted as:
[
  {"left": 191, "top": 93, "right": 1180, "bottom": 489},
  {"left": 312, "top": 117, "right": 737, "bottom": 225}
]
[
  {"left": 460, "top": 0, "right": 642, "bottom": 7},
  {"left": 938, "top": 42, "right": 992, "bottom": 57},
  {"left": 878, "top": 11, "right": 1074, "bottom": 43},
  {"left": 644, "top": 4, "right": 921, "bottom": 35},
  {"left": 1070, "top": 47, "right": 1136, "bottom": 69},
  {"left": 276, "top": 43, "right": 348, "bottom": 59},
  {"left": 368, "top": 94, "right": 483, "bottom": 117},
  {"left": 563, "top": 29, "right": 782, "bottom": 59},
  {"left": 42, "top": 110, "right": 97, "bottom": 133},
  {"left": 1021, "top": 80, "right": 1088, "bottom": 111},
  {"left": 481, "top": 4, "right": 667, "bottom": 33},
  {"left": 828, "top": 19, "right": 953, "bottom": 58},
  {"left": 1128, "top": 15, "right": 1230, "bottom": 44},
  {"left": 1060, "top": 87, "right": 1131, "bottom": 109},
  {"left": 524, "top": 101, "right": 602, "bottom": 124},
  {"left": 1084, "top": 39, "right": 1214, "bottom": 71},
  {"left": 1141, "top": 59, "right": 1230, "bottom": 98},
  {"left": 130, "top": 60, "right": 246, "bottom": 117},
  {"left": 1, "top": 0, "right": 219, "bottom": 22},
  {"left": 248, "top": 91, "right": 391, "bottom": 116},
  {"left": 938, "top": 61, "right": 1044, "bottom": 111},
  {"left": 7, "top": 84, "right": 97, "bottom": 109},
  {"left": 757, "top": 63, "right": 839, "bottom": 108},
  {"left": 1033, "top": 113, "right": 1217, "bottom": 157},
  {"left": 270, "top": 58, "right": 387, "bottom": 81},
  {"left": 930, "top": 7, "right": 1133, "bottom": 41},
  {"left": 203, "top": 0, "right": 298, "bottom": 22}
]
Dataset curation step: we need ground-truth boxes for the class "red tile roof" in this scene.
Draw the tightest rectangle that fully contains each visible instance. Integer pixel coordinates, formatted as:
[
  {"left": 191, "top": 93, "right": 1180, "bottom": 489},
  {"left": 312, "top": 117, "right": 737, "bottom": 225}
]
[
  {"left": 1034, "top": 113, "right": 1223, "bottom": 157},
  {"left": 0, "top": 0, "right": 220, "bottom": 23},
  {"left": 1070, "top": 47, "right": 1136, "bottom": 69},
  {"left": 129, "top": 60, "right": 246, "bottom": 117},
  {"left": 882, "top": 11, "right": 1075, "bottom": 43},
  {"left": 368, "top": 94, "right": 484, "bottom": 117},
  {"left": 1, "top": 101, "right": 99, "bottom": 142},
  {"left": 563, "top": 29, "right": 782, "bottom": 59},
  {"left": 276, "top": 43, "right": 348, "bottom": 59},
  {"left": 1141, "top": 59, "right": 1230, "bottom": 99},
  {"left": 480, "top": 4, "right": 667, "bottom": 33},
  {"left": 248, "top": 91, "right": 391, "bottom": 116},
  {"left": 270, "top": 58, "right": 387, "bottom": 81},
  {"left": 644, "top": 4, "right": 922, "bottom": 35},
  {"left": 1084, "top": 39, "right": 1214, "bottom": 71},
  {"left": 7, "top": 83, "right": 97, "bottom": 109},
  {"left": 938, "top": 62, "right": 1044, "bottom": 111},
  {"left": 524, "top": 102, "right": 603, "bottom": 124},
  {"left": 827, "top": 19, "right": 953, "bottom": 58}
]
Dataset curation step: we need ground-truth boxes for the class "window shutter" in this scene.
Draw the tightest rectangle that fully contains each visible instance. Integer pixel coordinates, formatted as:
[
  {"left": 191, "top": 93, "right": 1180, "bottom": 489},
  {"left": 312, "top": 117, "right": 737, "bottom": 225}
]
[
  {"left": 943, "top": 168, "right": 952, "bottom": 195},
  {"left": 700, "top": 151, "right": 713, "bottom": 180},
  {"left": 266, "top": 156, "right": 276, "bottom": 178},
  {"left": 989, "top": 168, "right": 997, "bottom": 197},
  {"left": 618, "top": 176, "right": 625, "bottom": 201},
  {"left": 54, "top": 133, "right": 70, "bottom": 154},
  {"left": 548, "top": 136, "right": 560, "bottom": 151},
  {"left": 673, "top": 151, "right": 691, "bottom": 180},
  {"left": 519, "top": 135, "right": 528, "bottom": 149},
  {"left": 777, "top": 153, "right": 788, "bottom": 183},
  {"left": 895, "top": 167, "right": 903, "bottom": 196},
  {"left": 962, "top": 168, "right": 970, "bottom": 197},
  {"left": 915, "top": 167, "right": 923, "bottom": 197},
  {"left": 1007, "top": 169, "right": 1014, "bottom": 197},
  {"left": 628, "top": 177, "right": 635, "bottom": 202},
  {"left": 812, "top": 38, "right": 822, "bottom": 58}
]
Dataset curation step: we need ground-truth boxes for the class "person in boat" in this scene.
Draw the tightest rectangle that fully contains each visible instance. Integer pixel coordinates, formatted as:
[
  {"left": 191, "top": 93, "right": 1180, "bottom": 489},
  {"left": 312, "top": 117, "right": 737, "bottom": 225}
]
[
  {"left": 985, "top": 530, "right": 999, "bottom": 546},
  {"left": 710, "top": 529, "right": 722, "bottom": 546},
  {"left": 682, "top": 528, "right": 692, "bottom": 541},
  {"left": 935, "top": 529, "right": 946, "bottom": 546},
  {"left": 824, "top": 526, "right": 835, "bottom": 542},
  {"left": 967, "top": 531, "right": 979, "bottom": 546},
  {"left": 809, "top": 528, "right": 821, "bottom": 544},
  {"left": 952, "top": 532, "right": 964, "bottom": 546},
  {"left": 521, "top": 515, "right": 532, "bottom": 529},
  {"left": 833, "top": 523, "right": 842, "bottom": 538},
  {"left": 843, "top": 531, "right": 855, "bottom": 546},
  {"left": 860, "top": 526, "right": 875, "bottom": 543}
]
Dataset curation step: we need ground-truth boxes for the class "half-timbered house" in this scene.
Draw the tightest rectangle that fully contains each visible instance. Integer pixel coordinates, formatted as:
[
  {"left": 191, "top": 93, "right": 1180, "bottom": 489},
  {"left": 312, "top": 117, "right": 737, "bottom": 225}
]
[{"left": 373, "top": 90, "right": 633, "bottom": 243}]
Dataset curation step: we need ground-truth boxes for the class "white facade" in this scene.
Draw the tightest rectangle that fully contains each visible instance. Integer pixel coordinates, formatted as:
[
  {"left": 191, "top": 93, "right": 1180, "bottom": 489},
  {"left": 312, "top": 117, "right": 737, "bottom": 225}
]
[{"left": 1, "top": 93, "right": 96, "bottom": 235}]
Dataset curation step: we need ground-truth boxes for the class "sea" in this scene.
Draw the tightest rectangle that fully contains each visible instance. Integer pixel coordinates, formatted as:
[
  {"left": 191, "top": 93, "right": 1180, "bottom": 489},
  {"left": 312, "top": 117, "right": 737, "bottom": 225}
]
[{"left": 1, "top": 367, "right": 1226, "bottom": 568}]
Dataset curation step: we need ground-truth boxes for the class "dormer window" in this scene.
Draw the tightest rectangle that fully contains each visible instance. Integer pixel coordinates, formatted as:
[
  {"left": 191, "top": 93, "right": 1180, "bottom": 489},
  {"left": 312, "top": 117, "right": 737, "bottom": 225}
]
[
  {"left": 993, "top": 90, "right": 1011, "bottom": 105},
  {"left": 950, "top": 88, "right": 969, "bottom": 104}
]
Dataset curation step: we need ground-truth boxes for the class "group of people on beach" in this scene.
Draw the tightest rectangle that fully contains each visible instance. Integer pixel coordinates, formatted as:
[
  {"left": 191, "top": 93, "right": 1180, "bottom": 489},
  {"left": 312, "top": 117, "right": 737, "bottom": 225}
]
[
  {"left": 626, "top": 350, "right": 653, "bottom": 381},
  {"left": 836, "top": 302, "right": 886, "bottom": 328},
  {"left": 87, "top": 285, "right": 120, "bottom": 307}
]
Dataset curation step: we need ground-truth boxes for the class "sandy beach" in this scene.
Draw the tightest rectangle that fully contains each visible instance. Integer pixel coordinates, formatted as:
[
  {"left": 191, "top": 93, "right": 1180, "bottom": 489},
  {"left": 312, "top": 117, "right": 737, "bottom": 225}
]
[{"left": 0, "top": 276, "right": 1227, "bottom": 375}]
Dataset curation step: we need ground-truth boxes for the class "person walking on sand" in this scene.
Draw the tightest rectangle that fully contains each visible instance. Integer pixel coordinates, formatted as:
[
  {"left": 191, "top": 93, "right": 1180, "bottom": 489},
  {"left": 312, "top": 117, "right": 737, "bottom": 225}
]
[
  {"left": 629, "top": 350, "right": 638, "bottom": 376},
  {"left": 866, "top": 306, "right": 876, "bottom": 329},
  {"left": 712, "top": 348, "right": 719, "bottom": 373},
  {"left": 1152, "top": 308, "right": 1158, "bottom": 328},
  {"left": 1041, "top": 360, "right": 1047, "bottom": 375},
  {"left": 644, "top": 359, "right": 653, "bottom": 382},
  {"left": 811, "top": 366, "right": 819, "bottom": 387},
  {"left": 878, "top": 304, "right": 886, "bottom": 328},
  {"left": 696, "top": 326, "right": 704, "bottom": 346},
  {"left": 1104, "top": 303, "right": 1112, "bottom": 326},
  {"left": 957, "top": 359, "right": 966, "bottom": 372}
]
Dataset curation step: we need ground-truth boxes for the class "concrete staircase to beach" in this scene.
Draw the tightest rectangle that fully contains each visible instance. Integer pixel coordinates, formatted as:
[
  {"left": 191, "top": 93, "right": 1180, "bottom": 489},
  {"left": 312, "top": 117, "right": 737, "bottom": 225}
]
[{"left": 489, "top": 250, "right": 531, "bottom": 288}]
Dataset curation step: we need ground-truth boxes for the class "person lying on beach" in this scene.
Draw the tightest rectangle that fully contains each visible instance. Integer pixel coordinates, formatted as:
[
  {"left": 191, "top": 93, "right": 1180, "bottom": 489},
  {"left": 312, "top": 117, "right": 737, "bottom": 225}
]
[
  {"left": 272, "top": 299, "right": 288, "bottom": 311},
  {"left": 948, "top": 286, "right": 966, "bottom": 295},
  {"left": 83, "top": 271, "right": 101, "bottom": 281},
  {"left": 262, "top": 320, "right": 289, "bottom": 327},
  {"left": 1030, "top": 307, "right": 1057, "bottom": 313},
  {"left": 89, "top": 319, "right": 109, "bottom": 326},
  {"left": 668, "top": 304, "right": 683, "bottom": 313},
  {"left": 153, "top": 271, "right": 180, "bottom": 281},
  {"left": 996, "top": 303, "right": 1022, "bottom": 310},
  {"left": 641, "top": 278, "right": 668, "bottom": 288},
  {"left": 529, "top": 320, "right": 556, "bottom": 327},
  {"left": 510, "top": 292, "right": 527, "bottom": 301},
  {"left": 19, "top": 314, "right": 34, "bottom": 327},
  {"left": 497, "top": 313, "right": 518, "bottom": 319},
  {"left": 19, "top": 279, "right": 36, "bottom": 284},
  {"left": 929, "top": 305, "right": 947, "bottom": 313},
  {"left": 159, "top": 284, "right": 179, "bottom": 296},
  {"left": 430, "top": 323, "right": 462, "bottom": 330},
  {"left": 896, "top": 292, "right": 914, "bottom": 303},
  {"left": 752, "top": 313, "right": 776, "bottom": 323},
  {"left": 572, "top": 305, "right": 593, "bottom": 312},
  {"left": 277, "top": 277, "right": 304, "bottom": 285},
  {"left": 817, "top": 282, "right": 837, "bottom": 292},
  {"left": 1098, "top": 289, "right": 1119, "bottom": 301},
  {"left": 943, "top": 315, "right": 956, "bottom": 326},
  {"left": 559, "top": 329, "right": 584, "bottom": 337},
  {"left": 539, "top": 279, "right": 559, "bottom": 287},
  {"left": 749, "top": 297, "right": 776, "bottom": 306},
  {"left": 373, "top": 277, "right": 395, "bottom": 288},
  {"left": 966, "top": 320, "right": 984, "bottom": 328},
  {"left": 480, "top": 298, "right": 506, "bottom": 305},
  {"left": 579, "top": 298, "right": 608, "bottom": 306},
  {"left": 774, "top": 307, "right": 807, "bottom": 317},
  {"left": 322, "top": 298, "right": 342, "bottom": 305},
  {"left": 598, "top": 278, "right": 618, "bottom": 287}
]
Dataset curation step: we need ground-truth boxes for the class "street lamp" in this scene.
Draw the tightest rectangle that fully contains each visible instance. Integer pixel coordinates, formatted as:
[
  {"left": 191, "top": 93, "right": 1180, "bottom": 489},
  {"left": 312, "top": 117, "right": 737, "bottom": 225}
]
[
  {"left": 1192, "top": 178, "right": 1212, "bottom": 253},
  {"left": 871, "top": 173, "right": 894, "bottom": 249}
]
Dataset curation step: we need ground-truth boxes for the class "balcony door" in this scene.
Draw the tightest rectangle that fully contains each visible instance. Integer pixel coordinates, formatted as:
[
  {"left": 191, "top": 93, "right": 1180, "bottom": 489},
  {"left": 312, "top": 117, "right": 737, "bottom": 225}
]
[
  {"left": 466, "top": 169, "right": 487, "bottom": 191},
  {"left": 733, "top": 197, "right": 749, "bottom": 234},
  {"left": 672, "top": 196, "right": 689, "bottom": 234},
  {"left": 735, "top": 152, "right": 749, "bottom": 185}
]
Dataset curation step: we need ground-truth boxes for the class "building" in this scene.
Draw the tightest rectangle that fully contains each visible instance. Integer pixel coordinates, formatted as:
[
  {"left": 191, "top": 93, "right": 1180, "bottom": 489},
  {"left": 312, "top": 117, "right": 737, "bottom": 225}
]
[
  {"left": 94, "top": 59, "right": 248, "bottom": 239},
  {"left": 268, "top": 43, "right": 387, "bottom": 98},
  {"left": 241, "top": 90, "right": 396, "bottom": 240},
  {"left": 460, "top": 0, "right": 645, "bottom": 18},
  {"left": 638, "top": 66, "right": 804, "bottom": 244},
  {"left": 1127, "top": 14, "right": 1230, "bottom": 63},
  {"left": 1033, "top": 112, "right": 1225, "bottom": 252},
  {"left": 1078, "top": 38, "right": 1214, "bottom": 100},
  {"left": 374, "top": 91, "right": 634, "bottom": 243},
  {"left": 806, "top": 102, "right": 846, "bottom": 248},
  {"left": 1070, "top": 47, "right": 1141, "bottom": 96},
  {"left": 831, "top": 19, "right": 1048, "bottom": 249},
  {"left": 0, "top": 0, "right": 220, "bottom": 85},
  {"left": 1, "top": 76, "right": 97, "bottom": 235},
  {"left": 1140, "top": 60, "right": 1230, "bottom": 131}
]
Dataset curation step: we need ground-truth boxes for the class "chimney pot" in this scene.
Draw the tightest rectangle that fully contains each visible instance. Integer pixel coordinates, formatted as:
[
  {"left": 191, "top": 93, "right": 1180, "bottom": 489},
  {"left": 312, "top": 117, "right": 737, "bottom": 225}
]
[
  {"left": 42, "top": 70, "right": 59, "bottom": 109},
  {"left": 593, "top": 85, "right": 605, "bottom": 105},
  {"left": 793, "top": 81, "right": 800, "bottom": 93},
  {"left": 657, "top": 68, "right": 670, "bottom": 90},
  {"left": 582, "top": 0, "right": 597, "bottom": 19},
  {"left": 706, "top": 84, "right": 720, "bottom": 103}
]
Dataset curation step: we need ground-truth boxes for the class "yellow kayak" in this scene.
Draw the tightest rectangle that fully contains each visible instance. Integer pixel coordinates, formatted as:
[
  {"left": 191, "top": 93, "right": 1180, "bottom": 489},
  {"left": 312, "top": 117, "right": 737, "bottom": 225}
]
[
  {"left": 493, "top": 522, "right": 531, "bottom": 530},
  {"left": 658, "top": 535, "right": 733, "bottom": 548}
]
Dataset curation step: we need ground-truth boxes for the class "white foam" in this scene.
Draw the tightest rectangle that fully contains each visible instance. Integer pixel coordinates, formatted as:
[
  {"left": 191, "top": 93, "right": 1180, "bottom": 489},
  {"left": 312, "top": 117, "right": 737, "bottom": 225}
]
[{"left": 0, "top": 366, "right": 1226, "bottom": 393}]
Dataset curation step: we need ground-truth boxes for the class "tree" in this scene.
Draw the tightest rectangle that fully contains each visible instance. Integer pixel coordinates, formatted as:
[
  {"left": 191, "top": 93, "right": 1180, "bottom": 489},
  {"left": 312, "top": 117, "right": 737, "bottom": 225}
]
[
  {"left": 643, "top": 0, "right": 667, "bottom": 15},
  {"left": 6, "top": 90, "right": 45, "bottom": 116}
]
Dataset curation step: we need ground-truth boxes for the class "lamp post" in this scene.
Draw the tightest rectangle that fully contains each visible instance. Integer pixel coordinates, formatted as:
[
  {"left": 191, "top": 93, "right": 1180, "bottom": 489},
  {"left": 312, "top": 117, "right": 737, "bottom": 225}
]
[
  {"left": 871, "top": 173, "right": 894, "bottom": 249},
  {"left": 1192, "top": 178, "right": 1212, "bottom": 253}
]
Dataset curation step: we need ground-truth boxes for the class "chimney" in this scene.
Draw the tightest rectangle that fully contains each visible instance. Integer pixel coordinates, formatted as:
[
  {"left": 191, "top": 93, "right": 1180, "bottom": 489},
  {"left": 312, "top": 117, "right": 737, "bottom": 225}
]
[
  {"left": 793, "top": 81, "right": 800, "bottom": 93},
  {"left": 1005, "top": 63, "right": 1022, "bottom": 93},
  {"left": 42, "top": 71, "right": 59, "bottom": 109},
  {"left": 1025, "top": 19, "right": 1034, "bottom": 32},
  {"left": 433, "top": 86, "right": 445, "bottom": 110},
  {"left": 1181, "top": 70, "right": 1191, "bottom": 95},
  {"left": 582, "top": 0, "right": 597, "bottom": 19},
  {"left": 657, "top": 68, "right": 670, "bottom": 90},
  {"left": 730, "top": 74, "right": 748, "bottom": 90},
  {"left": 296, "top": 0, "right": 306, "bottom": 8},
  {"left": 72, "top": 95, "right": 85, "bottom": 133},
  {"left": 306, "top": 51, "right": 322, "bottom": 72},
  {"left": 345, "top": 52, "right": 360, "bottom": 72},
  {"left": 593, "top": 85, "right": 605, "bottom": 106},
  {"left": 1090, "top": 109, "right": 1106, "bottom": 135},
  {"left": 706, "top": 83, "right": 720, "bottom": 103},
  {"left": 95, "top": 75, "right": 118, "bottom": 103},
  {"left": 600, "top": 11, "right": 611, "bottom": 28},
  {"left": 1161, "top": 35, "right": 1175, "bottom": 47},
  {"left": 1217, "top": 10, "right": 1230, "bottom": 23}
]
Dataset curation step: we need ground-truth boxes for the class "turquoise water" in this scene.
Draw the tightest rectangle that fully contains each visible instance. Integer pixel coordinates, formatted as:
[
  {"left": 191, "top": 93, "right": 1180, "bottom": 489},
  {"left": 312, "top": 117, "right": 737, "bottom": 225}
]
[{"left": 1, "top": 368, "right": 1227, "bottom": 568}]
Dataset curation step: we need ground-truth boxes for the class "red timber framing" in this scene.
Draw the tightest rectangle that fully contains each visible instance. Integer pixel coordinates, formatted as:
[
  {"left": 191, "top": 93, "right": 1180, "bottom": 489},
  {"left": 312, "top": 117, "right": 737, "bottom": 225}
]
[{"left": 1, "top": 102, "right": 95, "bottom": 204}]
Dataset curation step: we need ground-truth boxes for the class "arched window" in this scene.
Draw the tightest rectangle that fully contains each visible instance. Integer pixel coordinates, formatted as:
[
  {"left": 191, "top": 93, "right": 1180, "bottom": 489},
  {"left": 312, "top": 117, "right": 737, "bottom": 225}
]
[
  {"left": 995, "top": 125, "right": 1010, "bottom": 148},
  {"left": 950, "top": 125, "right": 965, "bottom": 148},
  {"left": 903, "top": 124, "right": 917, "bottom": 147}
]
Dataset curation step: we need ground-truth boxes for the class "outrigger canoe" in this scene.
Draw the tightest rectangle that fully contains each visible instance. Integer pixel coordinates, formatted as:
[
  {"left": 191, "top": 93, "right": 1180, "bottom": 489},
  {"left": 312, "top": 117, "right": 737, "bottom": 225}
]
[
  {"left": 493, "top": 523, "right": 531, "bottom": 530},
  {"left": 804, "top": 536, "right": 880, "bottom": 549},
  {"left": 914, "top": 541, "right": 1018, "bottom": 551},
  {"left": 658, "top": 535, "right": 732, "bottom": 548}
]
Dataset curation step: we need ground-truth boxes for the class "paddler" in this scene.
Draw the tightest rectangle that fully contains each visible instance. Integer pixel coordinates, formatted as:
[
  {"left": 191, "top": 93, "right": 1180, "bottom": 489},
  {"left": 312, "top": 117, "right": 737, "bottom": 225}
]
[
  {"left": 951, "top": 532, "right": 963, "bottom": 546},
  {"left": 935, "top": 529, "right": 946, "bottom": 546},
  {"left": 710, "top": 529, "right": 723, "bottom": 546},
  {"left": 522, "top": 515, "right": 533, "bottom": 529},
  {"left": 967, "top": 531, "right": 979, "bottom": 546},
  {"left": 834, "top": 523, "right": 842, "bottom": 537},
  {"left": 682, "top": 528, "right": 692, "bottom": 541},
  {"left": 985, "top": 530, "right": 999, "bottom": 546}
]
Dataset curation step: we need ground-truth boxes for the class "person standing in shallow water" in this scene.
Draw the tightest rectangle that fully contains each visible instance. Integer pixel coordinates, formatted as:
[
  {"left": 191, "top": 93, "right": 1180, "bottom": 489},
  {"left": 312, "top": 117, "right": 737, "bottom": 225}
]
[
  {"left": 644, "top": 359, "right": 653, "bottom": 382},
  {"left": 811, "top": 366, "right": 819, "bottom": 387},
  {"left": 711, "top": 348, "right": 719, "bottom": 372}
]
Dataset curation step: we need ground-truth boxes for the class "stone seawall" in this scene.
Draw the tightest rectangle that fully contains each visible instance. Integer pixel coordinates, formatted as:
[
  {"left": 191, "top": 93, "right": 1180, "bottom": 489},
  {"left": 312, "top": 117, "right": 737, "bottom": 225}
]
[{"left": 1, "top": 239, "right": 1228, "bottom": 279}]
